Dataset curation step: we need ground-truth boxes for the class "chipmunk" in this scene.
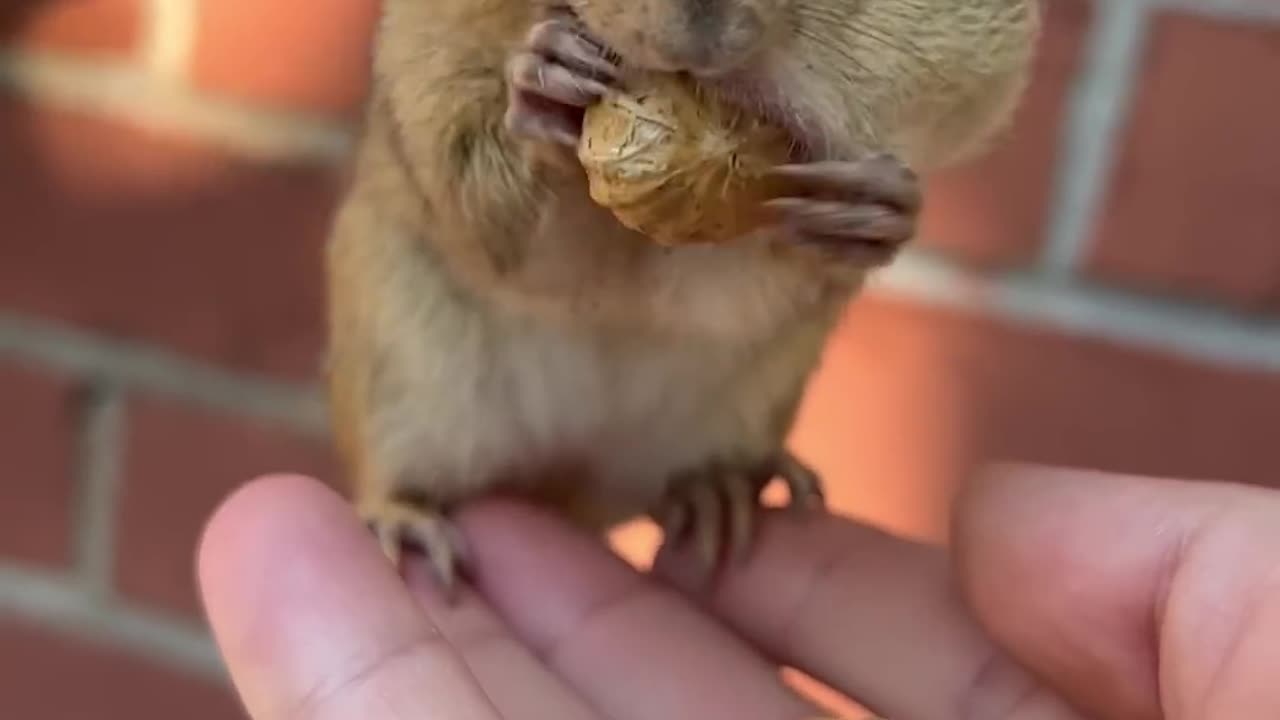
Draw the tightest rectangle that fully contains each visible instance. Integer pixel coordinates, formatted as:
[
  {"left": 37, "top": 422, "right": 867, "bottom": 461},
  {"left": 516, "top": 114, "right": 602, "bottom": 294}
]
[{"left": 325, "top": 0, "right": 1040, "bottom": 592}]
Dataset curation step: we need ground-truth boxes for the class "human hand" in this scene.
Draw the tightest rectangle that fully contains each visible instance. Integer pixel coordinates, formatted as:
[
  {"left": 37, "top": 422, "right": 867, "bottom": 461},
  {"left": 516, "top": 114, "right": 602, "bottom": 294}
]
[{"left": 197, "top": 466, "right": 1280, "bottom": 719}]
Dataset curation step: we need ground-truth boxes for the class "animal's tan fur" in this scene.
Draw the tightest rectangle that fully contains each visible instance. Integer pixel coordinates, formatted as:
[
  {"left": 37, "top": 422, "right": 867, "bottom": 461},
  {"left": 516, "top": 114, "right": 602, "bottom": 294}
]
[{"left": 326, "top": 0, "right": 1040, "bottom": 534}]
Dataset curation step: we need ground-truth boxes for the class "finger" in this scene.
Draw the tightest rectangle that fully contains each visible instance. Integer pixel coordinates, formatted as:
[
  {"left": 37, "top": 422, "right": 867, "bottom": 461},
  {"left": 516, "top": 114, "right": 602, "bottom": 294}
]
[
  {"left": 404, "top": 565, "right": 601, "bottom": 720},
  {"left": 504, "top": 98, "right": 581, "bottom": 147},
  {"left": 763, "top": 199, "right": 914, "bottom": 242},
  {"left": 766, "top": 156, "right": 921, "bottom": 211},
  {"left": 659, "top": 498, "right": 691, "bottom": 543},
  {"left": 197, "top": 475, "right": 596, "bottom": 720},
  {"left": 527, "top": 19, "right": 619, "bottom": 81},
  {"left": 653, "top": 509, "right": 1085, "bottom": 720},
  {"left": 724, "top": 469, "right": 757, "bottom": 564},
  {"left": 955, "top": 464, "right": 1280, "bottom": 720},
  {"left": 690, "top": 481, "right": 724, "bottom": 575},
  {"left": 773, "top": 451, "right": 824, "bottom": 512},
  {"left": 456, "top": 499, "right": 822, "bottom": 720},
  {"left": 508, "top": 53, "right": 611, "bottom": 107}
]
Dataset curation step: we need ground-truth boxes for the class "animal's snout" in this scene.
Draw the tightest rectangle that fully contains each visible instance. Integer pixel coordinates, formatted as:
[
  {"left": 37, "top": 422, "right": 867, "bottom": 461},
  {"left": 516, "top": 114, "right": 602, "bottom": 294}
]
[{"left": 657, "top": 2, "right": 768, "bottom": 76}]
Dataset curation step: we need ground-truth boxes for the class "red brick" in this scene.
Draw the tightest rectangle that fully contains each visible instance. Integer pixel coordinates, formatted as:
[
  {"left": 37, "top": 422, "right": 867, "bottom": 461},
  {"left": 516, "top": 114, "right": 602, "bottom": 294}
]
[
  {"left": 191, "top": 0, "right": 380, "bottom": 117},
  {"left": 116, "top": 394, "right": 337, "bottom": 618},
  {"left": 0, "top": 616, "right": 243, "bottom": 719},
  {"left": 918, "top": 0, "right": 1091, "bottom": 266},
  {"left": 0, "top": 361, "right": 77, "bottom": 568},
  {"left": 1088, "top": 13, "right": 1280, "bottom": 310},
  {"left": 1, "top": 0, "right": 140, "bottom": 57},
  {"left": 0, "top": 96, "right": 335, "bottom": 380},
  {"left": 789, "top": 295, "right": 1280, "bottom": 542}
]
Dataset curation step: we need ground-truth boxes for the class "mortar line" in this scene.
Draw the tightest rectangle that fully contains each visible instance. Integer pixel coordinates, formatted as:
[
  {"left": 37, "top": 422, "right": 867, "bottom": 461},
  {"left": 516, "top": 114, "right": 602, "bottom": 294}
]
[
  {"left": 0, "top": 52, "right": 351, "bottom": 163},
  {"left": 1147, "top": 0, "right": 1280, "bottom": 23},
  {"left": 0, "top": 565, "right": 227, "bottom": 681},
  {"left": 0, "top": 312, "right": 328, "bottom": 435},
  {"left": 1037, "top": 0, "right": 1148, "bottom": 280},
  {"left": 143, "top": 0, "right": 199, "bottom": 82},
  {"left": 70, "top": 382, "right": 126, "bottom": 600},
  {"left": 874, "top": 251, "right": 1280, "bottom": 373}
]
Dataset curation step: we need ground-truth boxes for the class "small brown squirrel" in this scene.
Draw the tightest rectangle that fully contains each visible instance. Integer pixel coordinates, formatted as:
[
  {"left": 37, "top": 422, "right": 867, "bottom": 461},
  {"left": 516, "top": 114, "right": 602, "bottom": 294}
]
[{"left": 325, "top": 0, "right": 1040, "bottom": 591}]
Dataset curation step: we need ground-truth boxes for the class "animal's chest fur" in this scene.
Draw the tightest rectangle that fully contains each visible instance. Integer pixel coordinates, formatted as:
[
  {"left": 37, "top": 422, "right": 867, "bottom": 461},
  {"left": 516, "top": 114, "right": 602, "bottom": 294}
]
[
  {"left": 377, "top": 292, "right": 824, "bottom": 532},
  {"left": 372, "top": 195, "right": 840, "bottom": 529},
  {"left": 471, "top": 321, "right": 752, "bottom": 519}
]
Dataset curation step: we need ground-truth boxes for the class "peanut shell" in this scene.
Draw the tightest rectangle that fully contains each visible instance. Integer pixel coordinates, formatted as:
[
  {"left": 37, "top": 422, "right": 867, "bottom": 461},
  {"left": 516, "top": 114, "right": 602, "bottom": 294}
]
[{"left": 577, "top": 73, "right": 792, "bottom": 245}]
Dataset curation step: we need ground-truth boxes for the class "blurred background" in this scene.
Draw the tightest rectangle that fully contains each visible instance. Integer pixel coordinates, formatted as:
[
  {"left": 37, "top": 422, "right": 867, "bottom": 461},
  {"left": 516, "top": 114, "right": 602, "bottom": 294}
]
[{"left": 1, "top": 0, "right": 1277, "bottom": 717}]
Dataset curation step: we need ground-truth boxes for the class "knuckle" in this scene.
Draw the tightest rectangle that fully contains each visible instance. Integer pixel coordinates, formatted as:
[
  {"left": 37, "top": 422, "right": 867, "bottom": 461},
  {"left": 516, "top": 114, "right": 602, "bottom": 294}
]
[
  {"left": 865, "top": 151, "right": 913, "bottom": 179},
  {"left": 509, "top": 54, "right": 544, "bottom": 87},
  {"left": 886, "top": 219, "right": 917, "bottom": 243},
  {"left": 575, "top": 32, "right": 605, "bottom": 56},
  {"left": 865, "top": 150, "right": 899, "bottom": 167},
  {"left": 527, "top": 18, "right": 564, "bottom": 46},
  {"left": 879, "top": 216, "right": 907, "bottom": 234}
]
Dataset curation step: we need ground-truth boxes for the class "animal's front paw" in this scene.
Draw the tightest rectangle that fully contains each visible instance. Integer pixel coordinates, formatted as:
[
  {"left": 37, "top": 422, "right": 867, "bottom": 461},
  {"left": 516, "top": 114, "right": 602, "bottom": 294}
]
[
  {"left": 764, "top": 154, "right": 922, "bottom": 269},
  {"left": 504, "top": 11, "right": 620, "bottom": 147},
  {"left": 652, "top": 450, "right": 825, "bottom": 586}
]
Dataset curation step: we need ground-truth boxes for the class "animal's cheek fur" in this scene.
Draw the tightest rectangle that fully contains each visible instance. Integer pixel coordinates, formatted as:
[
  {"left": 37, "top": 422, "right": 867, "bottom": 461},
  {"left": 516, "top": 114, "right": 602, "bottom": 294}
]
[{"left": 575, "top": 0, "right": 788, "bottom": 73}]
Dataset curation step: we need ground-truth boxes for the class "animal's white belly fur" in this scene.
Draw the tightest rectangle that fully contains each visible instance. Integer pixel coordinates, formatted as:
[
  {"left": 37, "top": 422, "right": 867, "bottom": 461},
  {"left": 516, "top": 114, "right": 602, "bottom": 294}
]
[{"left": 376, "top": 313, "right": 760, "bottom": 521}]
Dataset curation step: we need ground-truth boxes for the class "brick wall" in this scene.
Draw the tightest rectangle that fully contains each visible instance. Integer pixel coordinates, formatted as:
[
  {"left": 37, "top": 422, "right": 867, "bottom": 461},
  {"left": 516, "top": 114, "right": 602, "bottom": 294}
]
[{"left": 1, "top": 0, "right": 1277, "bottom": 717}]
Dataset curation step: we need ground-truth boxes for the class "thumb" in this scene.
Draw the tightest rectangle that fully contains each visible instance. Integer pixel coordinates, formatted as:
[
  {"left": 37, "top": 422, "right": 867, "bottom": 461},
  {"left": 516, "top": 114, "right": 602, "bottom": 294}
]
[{"left": 952, "top": 465, "right": 1280, "bottom": 720}]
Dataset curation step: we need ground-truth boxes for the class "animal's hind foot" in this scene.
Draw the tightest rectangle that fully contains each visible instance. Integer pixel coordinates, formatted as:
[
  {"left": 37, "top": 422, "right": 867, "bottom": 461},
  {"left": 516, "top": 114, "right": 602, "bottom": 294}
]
[
  {"left": 360, "top": 495, "right": 470, "bottom": 602},
  {"left": 653, "top": 450, "right": 825, "bottom": 585}
]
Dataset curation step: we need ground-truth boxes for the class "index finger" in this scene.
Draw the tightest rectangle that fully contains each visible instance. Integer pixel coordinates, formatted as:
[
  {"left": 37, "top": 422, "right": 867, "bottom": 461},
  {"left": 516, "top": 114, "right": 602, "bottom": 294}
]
[{"left": 196, "top": 474, "right": 596, "bottom": 720}]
